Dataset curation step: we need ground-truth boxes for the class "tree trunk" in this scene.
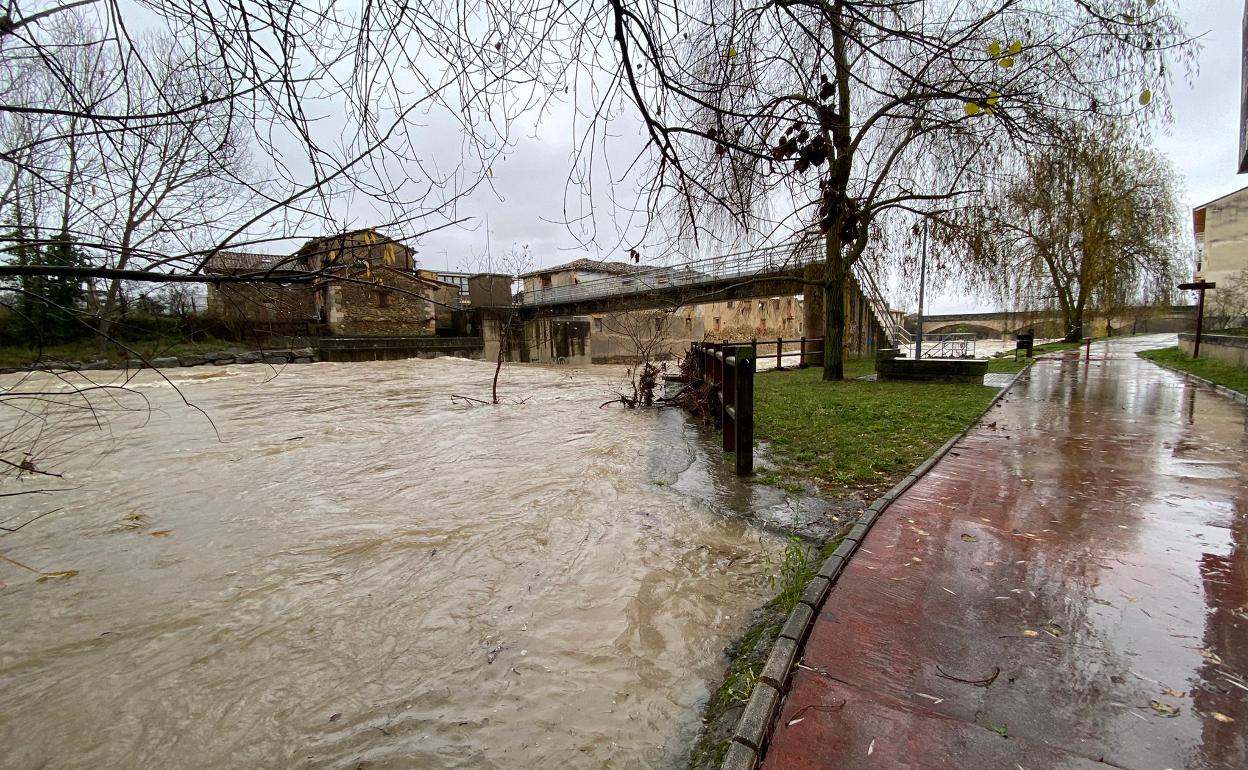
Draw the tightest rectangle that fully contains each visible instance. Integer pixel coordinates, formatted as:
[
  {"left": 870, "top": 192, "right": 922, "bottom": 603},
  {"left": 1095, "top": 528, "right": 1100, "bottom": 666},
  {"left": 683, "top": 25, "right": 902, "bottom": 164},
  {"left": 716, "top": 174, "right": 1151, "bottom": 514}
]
[
  {"left": 492, "top": 316, "right": 506, "bottom": 404},
  {"left": 821, "top": 233, "right": 847, "bottom": 381}
]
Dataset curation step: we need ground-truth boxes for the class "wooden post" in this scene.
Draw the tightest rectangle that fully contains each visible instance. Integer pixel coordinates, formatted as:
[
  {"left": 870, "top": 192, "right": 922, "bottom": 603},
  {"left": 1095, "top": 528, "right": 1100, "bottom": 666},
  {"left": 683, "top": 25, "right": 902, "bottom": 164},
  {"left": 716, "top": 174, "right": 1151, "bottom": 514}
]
[
  {"left": 777, "top": 336, "right": 783, "bottom": 370},
  {"left": 735, "top": 346, "right": 754, "bottom": 476},
  {"left": 1180, "top": 281, "right": 1216, "bottom": 359},
  {"left": 799, "top": 336, "right": 806, "bottom": 367},
  {"left": 751, "top": 337, "right": 758, "bottom": 362}
]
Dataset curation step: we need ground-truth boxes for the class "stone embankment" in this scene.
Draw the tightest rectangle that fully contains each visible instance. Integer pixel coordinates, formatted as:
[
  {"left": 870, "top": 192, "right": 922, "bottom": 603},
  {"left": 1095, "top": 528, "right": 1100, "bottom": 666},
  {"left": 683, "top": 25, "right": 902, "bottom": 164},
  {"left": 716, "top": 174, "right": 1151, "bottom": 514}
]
[{"left": 2, "top": 348, "right": 317, "bottom": 374}]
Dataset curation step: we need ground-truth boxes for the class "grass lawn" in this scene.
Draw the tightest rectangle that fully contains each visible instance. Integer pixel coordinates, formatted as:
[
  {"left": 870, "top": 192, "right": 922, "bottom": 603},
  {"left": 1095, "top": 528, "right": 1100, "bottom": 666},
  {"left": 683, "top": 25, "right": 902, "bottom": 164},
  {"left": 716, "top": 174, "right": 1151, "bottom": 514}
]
[
  {"left": 985, "top": 341, "right": 1085, "bottom": 373},
  {"left": 753, "top": 362, "right": 998, "bottom": 495},
  {"left": 0, "top": 336, "right": 240, "bottom": 368},
  {"left": 1137, "top": 347, "right": 1248, "bottom": 396}
]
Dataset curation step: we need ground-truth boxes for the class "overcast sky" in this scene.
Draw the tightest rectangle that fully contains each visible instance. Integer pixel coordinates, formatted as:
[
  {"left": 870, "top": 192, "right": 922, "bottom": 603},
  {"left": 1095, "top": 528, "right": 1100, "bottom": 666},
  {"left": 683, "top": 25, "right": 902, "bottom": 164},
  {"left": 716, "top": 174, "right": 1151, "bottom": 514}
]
[{"left": 303, "top": 2, "right": 1247, "bottom": 315}]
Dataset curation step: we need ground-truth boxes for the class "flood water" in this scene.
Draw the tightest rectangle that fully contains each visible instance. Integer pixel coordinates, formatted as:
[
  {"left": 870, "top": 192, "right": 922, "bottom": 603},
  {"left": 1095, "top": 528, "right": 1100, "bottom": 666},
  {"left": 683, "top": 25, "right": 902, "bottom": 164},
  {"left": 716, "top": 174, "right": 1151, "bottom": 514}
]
[{"left": 0, "top": 359, "right": 782, "bottom": 769}]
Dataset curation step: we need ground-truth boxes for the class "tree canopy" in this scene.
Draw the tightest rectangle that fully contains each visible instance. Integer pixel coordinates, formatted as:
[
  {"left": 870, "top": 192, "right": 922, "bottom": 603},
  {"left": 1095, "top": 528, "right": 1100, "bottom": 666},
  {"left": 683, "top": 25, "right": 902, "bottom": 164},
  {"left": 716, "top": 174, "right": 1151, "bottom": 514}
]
[{"left": 959, "top": 122, "right": 1187, "bottom": 340}]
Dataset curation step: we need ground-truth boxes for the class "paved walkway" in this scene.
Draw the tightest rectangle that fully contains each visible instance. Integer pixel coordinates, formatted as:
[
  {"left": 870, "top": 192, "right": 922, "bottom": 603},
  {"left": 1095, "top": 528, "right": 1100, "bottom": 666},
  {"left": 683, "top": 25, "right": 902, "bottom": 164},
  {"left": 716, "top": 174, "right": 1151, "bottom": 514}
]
[{"left": 764, "top": 336, "right": 1247, "bottom": 769}]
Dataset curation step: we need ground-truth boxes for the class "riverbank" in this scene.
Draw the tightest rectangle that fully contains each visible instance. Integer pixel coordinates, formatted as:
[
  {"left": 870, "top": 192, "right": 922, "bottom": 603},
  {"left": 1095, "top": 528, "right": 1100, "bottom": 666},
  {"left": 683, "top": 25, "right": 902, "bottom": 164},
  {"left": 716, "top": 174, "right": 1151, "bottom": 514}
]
[{"left": 686, "top": 359, "right": 1005, "bottom": 768}]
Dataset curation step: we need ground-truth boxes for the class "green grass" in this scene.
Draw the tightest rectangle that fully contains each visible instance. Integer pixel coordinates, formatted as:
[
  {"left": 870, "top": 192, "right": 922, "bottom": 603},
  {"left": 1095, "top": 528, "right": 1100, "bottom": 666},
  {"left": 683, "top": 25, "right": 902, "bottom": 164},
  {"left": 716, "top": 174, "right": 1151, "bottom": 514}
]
[
  {"left": 753, "top": 363, "right": 997, "bottom": 495},
  {"left": 1138, "top": 347, "right": 1248, "bottom": 396},
  {"left": 0, "top": 336, "right": 239, "bottom": 367},
  {"left": 985, "top": 341, "right": 1086, "bottom": 373}
]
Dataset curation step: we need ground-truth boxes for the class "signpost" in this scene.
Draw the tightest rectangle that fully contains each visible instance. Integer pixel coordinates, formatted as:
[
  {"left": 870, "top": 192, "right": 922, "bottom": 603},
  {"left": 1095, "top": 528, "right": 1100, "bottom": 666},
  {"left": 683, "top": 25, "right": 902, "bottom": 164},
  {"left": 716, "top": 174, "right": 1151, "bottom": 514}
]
[{"left": 1179, "top": 281, "right": 1216, "bottom": 358}]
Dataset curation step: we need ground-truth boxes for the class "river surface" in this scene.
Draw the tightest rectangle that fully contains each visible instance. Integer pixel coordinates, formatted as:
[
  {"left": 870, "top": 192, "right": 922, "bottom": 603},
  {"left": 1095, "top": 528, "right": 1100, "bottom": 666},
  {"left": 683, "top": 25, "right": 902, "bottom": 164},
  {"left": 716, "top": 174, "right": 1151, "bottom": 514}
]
[{"left": 0, "top": 358, "right": 784, "bottom": 769}]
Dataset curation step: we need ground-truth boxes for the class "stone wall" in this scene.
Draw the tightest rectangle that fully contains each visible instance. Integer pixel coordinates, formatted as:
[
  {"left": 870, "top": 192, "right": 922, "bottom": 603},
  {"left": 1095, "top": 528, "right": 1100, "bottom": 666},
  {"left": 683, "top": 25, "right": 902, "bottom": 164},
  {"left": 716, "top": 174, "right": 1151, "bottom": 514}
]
[
  {"left": 206, "top": 283, "right": 322, "bottom": 337},
  {"left": 1178, "top": 333, "right": 1248, "bottom": 368},
  {"left": 325, "top": 272, "right": 449, "bottom": 336}
]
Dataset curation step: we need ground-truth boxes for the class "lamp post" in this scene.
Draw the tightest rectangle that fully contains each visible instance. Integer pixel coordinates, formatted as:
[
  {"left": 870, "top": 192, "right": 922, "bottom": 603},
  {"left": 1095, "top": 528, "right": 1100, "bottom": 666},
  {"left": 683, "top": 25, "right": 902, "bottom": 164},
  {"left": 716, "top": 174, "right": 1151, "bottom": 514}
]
[
  {"left": 914, "top": 223, "right": 927, "bottom": 360},
  {"left": 1179, "top": 280, "right": 1216, "bottom": 358}
]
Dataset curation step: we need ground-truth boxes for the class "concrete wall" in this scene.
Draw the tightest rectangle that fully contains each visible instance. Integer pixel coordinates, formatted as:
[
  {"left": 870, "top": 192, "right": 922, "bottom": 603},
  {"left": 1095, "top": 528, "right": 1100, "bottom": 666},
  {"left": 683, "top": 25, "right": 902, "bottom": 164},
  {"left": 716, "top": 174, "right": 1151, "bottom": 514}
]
[{"left": 1178, "top": 333, "right": 1248, "bottom": 368}]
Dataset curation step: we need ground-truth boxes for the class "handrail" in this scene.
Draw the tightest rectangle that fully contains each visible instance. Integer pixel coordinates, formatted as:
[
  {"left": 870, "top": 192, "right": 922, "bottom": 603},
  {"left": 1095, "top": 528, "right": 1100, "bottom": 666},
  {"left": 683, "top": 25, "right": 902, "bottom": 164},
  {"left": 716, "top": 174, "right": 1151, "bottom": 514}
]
[
  {"left": 519, "top": 242, "right": 821, "bottom": 307},
  {"left": 688, "top": 342, "right": 756, "bottom": 475}
]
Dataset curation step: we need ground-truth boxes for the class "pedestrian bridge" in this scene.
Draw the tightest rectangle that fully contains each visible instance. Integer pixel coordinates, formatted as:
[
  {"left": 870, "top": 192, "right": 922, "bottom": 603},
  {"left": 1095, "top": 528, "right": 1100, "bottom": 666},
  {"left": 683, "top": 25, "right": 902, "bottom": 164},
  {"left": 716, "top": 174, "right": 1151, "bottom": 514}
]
[{"left": 514, "top": 242, "right": 907, "bottom": 347}]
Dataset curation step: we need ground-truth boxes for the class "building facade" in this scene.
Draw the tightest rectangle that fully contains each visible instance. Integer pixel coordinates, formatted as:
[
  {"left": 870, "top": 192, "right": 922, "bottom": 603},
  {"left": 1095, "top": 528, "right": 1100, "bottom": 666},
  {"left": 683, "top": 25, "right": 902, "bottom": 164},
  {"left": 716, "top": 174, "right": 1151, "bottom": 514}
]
[{"left": 206, "top": 228, "right": 460, "bottom": 338}]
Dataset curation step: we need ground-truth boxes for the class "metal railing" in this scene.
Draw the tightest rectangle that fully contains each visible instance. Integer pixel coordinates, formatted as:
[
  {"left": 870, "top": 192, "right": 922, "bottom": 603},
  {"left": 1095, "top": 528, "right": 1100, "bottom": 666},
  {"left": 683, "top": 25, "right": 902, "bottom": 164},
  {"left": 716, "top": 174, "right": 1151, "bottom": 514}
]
[
  {"left": 855, "top": 265, "right": 910, "bottom": 348},
  {"left": 914, "top": 333, "right": 977, "bottom": 359},
  {"left": 716, "top": 336, "right": 825, "bottom": 369},
  {"left": 689, "top": 342, "right": 756, "bottom": 475},
  {"left": 518, "top": 242, "right": 819, "bottom": 307},
  {"left": 513, "top": 240, "right": 906, "bottom": 353}
]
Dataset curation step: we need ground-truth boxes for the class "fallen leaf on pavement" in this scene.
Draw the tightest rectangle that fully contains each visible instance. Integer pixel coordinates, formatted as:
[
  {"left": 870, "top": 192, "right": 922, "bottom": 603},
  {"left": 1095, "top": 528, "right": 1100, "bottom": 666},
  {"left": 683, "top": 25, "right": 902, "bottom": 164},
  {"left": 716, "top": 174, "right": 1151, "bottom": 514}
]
[
  {"left": 961, "top": 533, "right": 979, "bottom": 543},
  {"left": 1161, "top": 687, "right": 1186, "bottom": 698},
  {"left": 1149, "top": 700, "right": 1180, "bottom": 718},
  {"left": 1199, "top": 649, "right": 1224, "bottom": 665},
  {"left": 1023, "top": 630, "right": 1040, "bottom": 638},
  {"left": 1212, "top": 712, "right": 1234, "bottom": 723},
  {"left": 149, "top": 530, "right": 173, "bottom": 537}
]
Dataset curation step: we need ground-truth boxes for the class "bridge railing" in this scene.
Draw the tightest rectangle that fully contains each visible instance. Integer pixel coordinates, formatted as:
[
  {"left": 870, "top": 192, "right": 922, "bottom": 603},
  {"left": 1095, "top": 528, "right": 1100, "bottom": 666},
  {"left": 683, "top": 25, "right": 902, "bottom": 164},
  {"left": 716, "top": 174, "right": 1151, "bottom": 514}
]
[{"left": 518, "top": 242, "right": 821, "bottom": 307}]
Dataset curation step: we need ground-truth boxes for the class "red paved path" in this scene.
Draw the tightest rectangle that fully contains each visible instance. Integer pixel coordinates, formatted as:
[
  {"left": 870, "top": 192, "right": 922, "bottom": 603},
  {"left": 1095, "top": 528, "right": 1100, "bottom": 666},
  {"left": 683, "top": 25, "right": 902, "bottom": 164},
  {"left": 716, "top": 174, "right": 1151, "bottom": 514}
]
[{"left": 763, "top": 337, "right": 1247, "bottom": 769}]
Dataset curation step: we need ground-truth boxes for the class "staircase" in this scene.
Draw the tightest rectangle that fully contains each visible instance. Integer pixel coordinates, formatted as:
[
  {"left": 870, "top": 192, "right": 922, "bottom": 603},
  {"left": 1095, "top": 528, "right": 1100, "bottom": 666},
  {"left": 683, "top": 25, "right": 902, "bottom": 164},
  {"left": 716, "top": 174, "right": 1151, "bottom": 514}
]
[{"left": 852, "top": 262, "right": 910, "bottom": 350}]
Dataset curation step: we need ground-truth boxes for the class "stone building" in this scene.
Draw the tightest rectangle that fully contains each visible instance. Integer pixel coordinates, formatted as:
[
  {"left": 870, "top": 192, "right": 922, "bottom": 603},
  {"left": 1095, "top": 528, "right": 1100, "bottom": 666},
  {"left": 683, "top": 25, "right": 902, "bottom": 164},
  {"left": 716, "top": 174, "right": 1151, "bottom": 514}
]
[{"left": 206, "top": 228, "right": 460, "bottom": 338}]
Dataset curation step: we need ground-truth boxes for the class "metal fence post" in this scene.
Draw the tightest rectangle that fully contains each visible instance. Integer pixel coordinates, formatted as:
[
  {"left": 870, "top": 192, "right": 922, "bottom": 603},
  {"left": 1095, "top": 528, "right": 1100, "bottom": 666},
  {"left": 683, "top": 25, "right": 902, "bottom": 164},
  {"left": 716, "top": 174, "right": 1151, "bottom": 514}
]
[
  {"left": 735, "top": 346, "right": 754, "bottom": 475},
  {"left": 722, "top": 348, "right": 737, "bottom": 453},
  {"left": 799, "top": 336, "right": 806, "bottom": 367},
  {"left": 777, "top": 336, "right": 783, "bottom": 370}
]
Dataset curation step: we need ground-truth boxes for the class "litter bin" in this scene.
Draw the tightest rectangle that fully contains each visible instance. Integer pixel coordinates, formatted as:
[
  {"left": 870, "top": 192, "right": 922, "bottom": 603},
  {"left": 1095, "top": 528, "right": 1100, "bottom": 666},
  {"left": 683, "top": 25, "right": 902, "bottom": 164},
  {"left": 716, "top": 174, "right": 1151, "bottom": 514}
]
[{"left": 1015, "top": 331, "right": 1034, "bottom": 359}]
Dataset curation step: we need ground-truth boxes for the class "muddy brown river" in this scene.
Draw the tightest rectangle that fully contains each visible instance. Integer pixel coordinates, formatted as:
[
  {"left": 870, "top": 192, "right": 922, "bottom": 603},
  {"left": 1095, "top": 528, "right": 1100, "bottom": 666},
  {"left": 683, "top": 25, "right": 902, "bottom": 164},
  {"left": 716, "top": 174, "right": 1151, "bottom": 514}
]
[{"left": 0, "top": 359, "right": 785, "bottom": 769}]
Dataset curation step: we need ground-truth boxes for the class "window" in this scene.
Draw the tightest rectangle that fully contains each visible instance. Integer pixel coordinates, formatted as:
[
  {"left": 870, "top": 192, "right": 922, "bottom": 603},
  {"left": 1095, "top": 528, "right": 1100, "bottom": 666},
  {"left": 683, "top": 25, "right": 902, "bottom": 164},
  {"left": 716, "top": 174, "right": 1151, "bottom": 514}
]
[
  {"left": 541, "top": 275, "right": 553, "bottom": 289},
  {"left": 727, "top": 300, "right": 735, "bottom": 309},
  {"left": 596, "top": 317, "right": 604, "bottom": 332},
  {"left": 372, "top": 289, "right": 393, "bottom": 308},
  {"left": 714, "top": 317, "right": 721, "bottom": 331},
  {"left": 685, "top": 317, "right": 692, "bottom": 332}
]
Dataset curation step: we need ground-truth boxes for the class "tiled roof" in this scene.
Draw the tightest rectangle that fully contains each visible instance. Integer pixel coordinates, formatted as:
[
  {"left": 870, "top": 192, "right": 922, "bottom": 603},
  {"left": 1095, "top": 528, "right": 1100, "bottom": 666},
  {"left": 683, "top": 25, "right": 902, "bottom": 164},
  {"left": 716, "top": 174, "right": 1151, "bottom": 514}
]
[
  {"left": 519, "top": 258, "right": 645, "bottom": 279},
  {"left": 204, "top": 251, "right": 310, "bottom": 275}
]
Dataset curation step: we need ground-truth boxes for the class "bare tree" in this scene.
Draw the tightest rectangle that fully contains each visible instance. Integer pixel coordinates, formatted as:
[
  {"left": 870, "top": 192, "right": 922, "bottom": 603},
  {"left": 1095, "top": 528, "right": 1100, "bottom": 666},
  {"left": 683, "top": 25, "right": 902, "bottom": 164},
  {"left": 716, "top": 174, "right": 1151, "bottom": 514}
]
[
  {"left": 544, "top": 0, "right": 1197, "bottom": 379},
  {"left": 600, "top": 308, "right": 675, "bottom": 407},
  {"left": 491, "top": 244, "right": 533, "bottom": 404}
]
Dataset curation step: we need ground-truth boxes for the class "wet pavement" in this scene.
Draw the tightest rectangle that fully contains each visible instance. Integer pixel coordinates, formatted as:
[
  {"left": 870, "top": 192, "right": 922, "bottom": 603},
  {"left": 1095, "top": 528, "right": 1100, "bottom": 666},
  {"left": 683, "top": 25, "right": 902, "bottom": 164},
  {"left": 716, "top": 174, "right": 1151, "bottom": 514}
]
[{"left": 763, "top": 335, "right": 1248, "bottom": 769}]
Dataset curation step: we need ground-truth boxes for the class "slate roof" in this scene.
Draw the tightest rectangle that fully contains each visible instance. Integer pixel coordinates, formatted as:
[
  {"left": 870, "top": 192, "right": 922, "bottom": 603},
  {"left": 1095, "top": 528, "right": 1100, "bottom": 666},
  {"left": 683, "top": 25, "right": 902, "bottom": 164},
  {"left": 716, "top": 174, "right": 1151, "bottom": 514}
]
[
  {"left": 519, "top": 258, "right": 645, "bottom": 279},
  {"left": 204, "top": 251, "right": 310, "bottom": 275}
]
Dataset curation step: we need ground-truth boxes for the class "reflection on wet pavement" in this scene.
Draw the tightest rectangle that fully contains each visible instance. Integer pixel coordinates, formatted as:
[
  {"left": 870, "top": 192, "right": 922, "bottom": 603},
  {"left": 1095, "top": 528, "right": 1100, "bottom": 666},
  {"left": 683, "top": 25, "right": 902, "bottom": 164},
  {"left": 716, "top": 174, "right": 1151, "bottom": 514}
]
[{"left": 765, "top": 335, "right": 1248, "bottom": 769}]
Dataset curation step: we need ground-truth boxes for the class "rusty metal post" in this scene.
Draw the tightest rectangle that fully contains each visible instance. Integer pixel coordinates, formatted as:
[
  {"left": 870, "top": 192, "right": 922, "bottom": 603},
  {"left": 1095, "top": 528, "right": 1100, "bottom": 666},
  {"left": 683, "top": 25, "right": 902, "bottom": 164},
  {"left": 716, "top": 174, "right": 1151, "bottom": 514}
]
[
  {"left": 777, "top": 336, "right": 783, "bottom": 370},
  {"left": 722, "top": 349, "right": 736, "bottom": 453},
  {"left": 735, "top": 346, "right": 754, "bottom": 475},
  {"left": 799, "top": 336, "right": 806, "bottom": 367}
]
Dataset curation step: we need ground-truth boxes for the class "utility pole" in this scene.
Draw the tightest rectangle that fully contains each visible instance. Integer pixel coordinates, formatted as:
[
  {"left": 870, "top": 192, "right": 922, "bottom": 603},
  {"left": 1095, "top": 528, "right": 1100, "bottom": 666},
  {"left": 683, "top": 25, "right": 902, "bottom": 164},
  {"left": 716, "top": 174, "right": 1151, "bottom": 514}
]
[
  {"left": 1179, "top": 280, "right": 1216, "bottom": 358},
  {"left": 914, "top": 222, "right": 927, "bottom": 360}
]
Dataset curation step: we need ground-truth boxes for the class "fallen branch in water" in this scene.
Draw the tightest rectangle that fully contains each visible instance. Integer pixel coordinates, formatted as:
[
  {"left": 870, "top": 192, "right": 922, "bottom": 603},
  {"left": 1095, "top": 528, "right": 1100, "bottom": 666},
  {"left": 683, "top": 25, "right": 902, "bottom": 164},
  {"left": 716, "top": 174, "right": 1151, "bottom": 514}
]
[{"left": 451, "top": 394, "right": 491, "bottom": 405}]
